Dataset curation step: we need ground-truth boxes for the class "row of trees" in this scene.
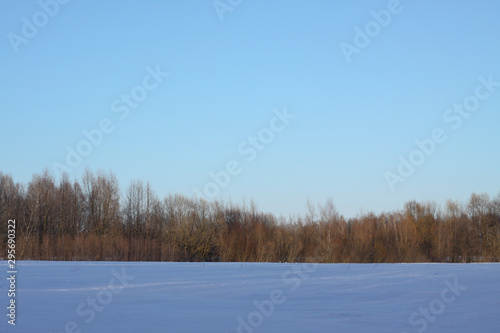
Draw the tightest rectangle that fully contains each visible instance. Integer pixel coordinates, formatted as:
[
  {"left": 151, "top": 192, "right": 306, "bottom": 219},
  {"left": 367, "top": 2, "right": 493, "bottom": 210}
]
[{"left": 1, "top": 169, "right": 499, "bottom": 262}]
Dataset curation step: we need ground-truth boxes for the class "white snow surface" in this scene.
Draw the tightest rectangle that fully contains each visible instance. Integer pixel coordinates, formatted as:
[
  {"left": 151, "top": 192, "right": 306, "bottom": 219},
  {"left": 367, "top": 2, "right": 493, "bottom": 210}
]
[{"left": 1, "top": 261, "right": 499, "bottom": 332}]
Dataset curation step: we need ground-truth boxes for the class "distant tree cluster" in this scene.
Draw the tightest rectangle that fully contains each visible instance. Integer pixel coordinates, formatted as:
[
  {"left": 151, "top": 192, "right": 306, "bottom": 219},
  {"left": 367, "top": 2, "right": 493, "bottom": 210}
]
[{"left": 1, "top": 169, "right": 499, "bottom": 263}]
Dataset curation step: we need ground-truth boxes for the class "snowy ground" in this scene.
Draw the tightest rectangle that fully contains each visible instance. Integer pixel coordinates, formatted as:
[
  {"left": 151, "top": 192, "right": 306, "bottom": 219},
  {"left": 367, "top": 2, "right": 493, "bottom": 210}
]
[{"left": 0, "top": 261, "right": 498, "bottom": 332}]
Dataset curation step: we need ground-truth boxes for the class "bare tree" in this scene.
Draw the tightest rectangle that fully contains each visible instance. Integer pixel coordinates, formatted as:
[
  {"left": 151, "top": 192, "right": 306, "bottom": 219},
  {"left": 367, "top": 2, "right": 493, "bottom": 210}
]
[
  {"left": 82, "top": 169, "right": 120, "bottom": 237},
  {"left": 26, "top": 169, "right": 56, "bottom": 246},
  {"left": 56, "top": 173, "right": 84, "bottom": 237},
  {"left": 467, "top": 193, "right": 490, "bottom": 254},
  {"left": 124, "top": 179, "right": 145, "bottom": 237},
  {"left": 0, "top": 173, "right": 25, "bottom": 250}
]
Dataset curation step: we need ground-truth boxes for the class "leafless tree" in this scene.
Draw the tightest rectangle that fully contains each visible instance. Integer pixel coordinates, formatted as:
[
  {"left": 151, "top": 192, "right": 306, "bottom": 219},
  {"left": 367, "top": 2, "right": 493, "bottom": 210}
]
[
  {"left": 26, "top": 169, "right": 56, "bottom": 246},
  {"left": 82, "top": 169, "right": 120, "bottom": 237}
]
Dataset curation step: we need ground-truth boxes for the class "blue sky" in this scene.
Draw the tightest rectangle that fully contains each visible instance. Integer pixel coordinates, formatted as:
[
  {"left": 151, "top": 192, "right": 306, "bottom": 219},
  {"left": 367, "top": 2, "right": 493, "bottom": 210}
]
[{"left": 1, "top": 0, "right": 499, "bottom": 218}]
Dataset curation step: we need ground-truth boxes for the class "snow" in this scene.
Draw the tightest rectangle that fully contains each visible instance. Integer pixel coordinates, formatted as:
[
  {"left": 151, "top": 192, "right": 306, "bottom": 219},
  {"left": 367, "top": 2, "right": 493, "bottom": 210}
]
[{"left": 1, "top": 261, "right": 499, "bottom": 332}]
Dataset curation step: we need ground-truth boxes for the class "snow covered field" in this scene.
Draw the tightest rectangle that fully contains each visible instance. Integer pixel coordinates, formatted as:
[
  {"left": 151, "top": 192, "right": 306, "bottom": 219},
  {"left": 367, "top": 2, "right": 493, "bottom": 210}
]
[{"left": 1, "top": 261, "right": 499, "bottom": 332}]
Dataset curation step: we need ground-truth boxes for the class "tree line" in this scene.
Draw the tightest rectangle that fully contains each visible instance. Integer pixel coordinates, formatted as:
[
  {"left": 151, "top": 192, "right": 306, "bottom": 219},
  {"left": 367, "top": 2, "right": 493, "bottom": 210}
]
[{"left": 1, "top": 169, "right": 499, "bottom": 263}]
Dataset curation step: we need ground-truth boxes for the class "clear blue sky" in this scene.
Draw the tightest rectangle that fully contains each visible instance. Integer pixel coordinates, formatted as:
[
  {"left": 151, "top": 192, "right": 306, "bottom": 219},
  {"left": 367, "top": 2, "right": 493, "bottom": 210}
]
[{"left": 1, "top": 0, "right": 499, "bottom": 218}]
